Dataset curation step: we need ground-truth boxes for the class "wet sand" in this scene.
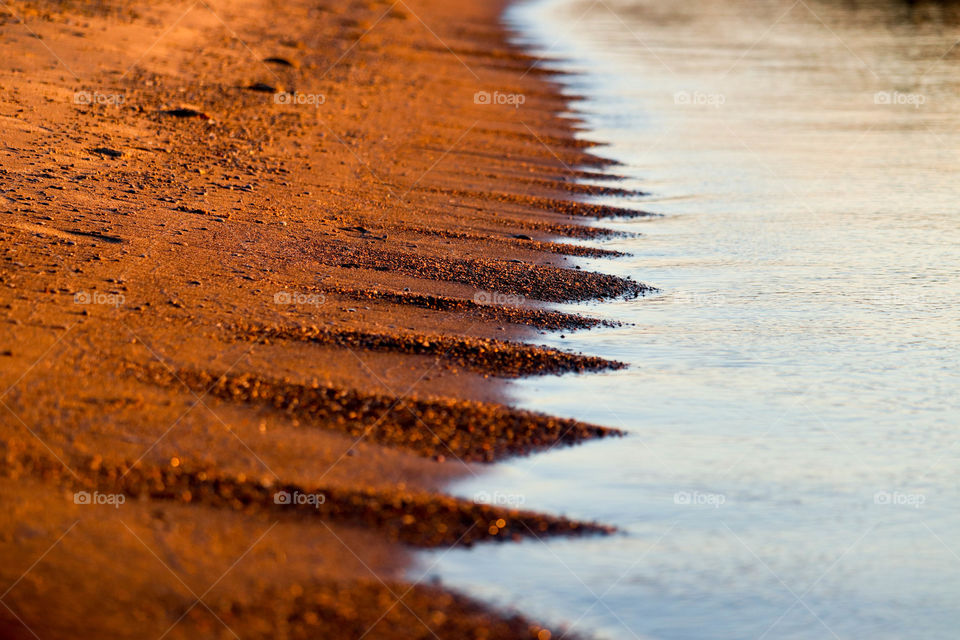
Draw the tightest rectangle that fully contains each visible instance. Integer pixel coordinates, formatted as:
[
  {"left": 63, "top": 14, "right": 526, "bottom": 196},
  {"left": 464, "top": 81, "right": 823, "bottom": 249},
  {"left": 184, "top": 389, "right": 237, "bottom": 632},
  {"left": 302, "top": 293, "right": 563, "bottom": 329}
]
[{"left": 0, "top": 0, "right": 646, "bottom": 637}]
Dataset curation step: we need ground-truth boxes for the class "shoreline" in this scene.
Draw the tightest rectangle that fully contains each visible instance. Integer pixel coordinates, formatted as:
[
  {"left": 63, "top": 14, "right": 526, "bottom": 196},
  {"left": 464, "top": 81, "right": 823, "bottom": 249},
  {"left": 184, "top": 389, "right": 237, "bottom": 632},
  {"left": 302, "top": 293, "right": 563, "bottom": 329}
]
[{"left": 0, "top": 0, "right": 642, "bottom": 637}]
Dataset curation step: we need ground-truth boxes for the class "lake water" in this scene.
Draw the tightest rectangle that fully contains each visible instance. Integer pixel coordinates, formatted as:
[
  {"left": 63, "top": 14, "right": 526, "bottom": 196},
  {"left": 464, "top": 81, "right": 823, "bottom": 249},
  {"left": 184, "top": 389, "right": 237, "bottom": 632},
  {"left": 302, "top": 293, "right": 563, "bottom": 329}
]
[{"left": 420, "top": 1, "right": 960, "bottom": 638}]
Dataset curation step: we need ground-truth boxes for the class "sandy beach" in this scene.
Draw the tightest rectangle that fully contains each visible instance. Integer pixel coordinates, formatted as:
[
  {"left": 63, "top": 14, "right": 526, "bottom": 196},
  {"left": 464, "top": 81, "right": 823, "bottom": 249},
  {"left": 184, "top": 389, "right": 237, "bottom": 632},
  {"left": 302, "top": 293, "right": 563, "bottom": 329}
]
[{"left": 0, "top": 0, "right": 643, "bottom": 637}]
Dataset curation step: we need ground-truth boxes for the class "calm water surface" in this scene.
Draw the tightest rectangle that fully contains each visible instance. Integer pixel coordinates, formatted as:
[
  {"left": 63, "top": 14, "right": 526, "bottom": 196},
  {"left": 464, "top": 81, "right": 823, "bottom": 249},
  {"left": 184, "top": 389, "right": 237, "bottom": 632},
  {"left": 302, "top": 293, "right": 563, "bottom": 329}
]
[{"left": 419, "top": 1, "right": 960, "bottom": 638}]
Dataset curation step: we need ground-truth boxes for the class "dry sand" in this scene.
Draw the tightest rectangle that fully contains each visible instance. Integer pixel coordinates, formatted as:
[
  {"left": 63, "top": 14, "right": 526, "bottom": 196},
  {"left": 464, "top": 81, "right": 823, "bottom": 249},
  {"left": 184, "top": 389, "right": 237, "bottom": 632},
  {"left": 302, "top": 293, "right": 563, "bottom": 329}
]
[{"left": 0, "top": 0, "right": 648, "bottom": 637}]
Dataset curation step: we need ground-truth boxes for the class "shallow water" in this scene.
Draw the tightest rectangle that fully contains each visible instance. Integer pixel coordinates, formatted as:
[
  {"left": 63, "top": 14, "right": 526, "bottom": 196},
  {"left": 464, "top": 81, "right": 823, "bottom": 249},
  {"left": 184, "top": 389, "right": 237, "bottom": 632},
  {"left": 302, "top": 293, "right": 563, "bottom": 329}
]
[{"left": 419, "top": 1, "right": 960, "bottom": 638}]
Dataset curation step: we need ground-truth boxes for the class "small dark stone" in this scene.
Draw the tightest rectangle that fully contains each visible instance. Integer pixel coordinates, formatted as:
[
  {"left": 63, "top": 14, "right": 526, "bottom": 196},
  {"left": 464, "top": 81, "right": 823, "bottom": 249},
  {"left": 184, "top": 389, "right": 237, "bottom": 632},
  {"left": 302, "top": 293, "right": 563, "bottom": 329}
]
[
  {"left": 263, "top": 56, "right": 297, "bottom": 67},
  {"left": 247, "top": 82, "right": 279, "bottom": 93},
  {"left": 90, "top": 147, "right": 123, "bottom": 159}
]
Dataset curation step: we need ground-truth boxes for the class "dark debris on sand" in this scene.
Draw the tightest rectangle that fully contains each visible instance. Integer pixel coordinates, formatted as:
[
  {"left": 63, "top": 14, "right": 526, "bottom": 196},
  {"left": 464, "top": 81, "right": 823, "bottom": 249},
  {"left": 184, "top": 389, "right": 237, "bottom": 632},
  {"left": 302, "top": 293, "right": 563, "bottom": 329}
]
[
  {"left": 322, "top": 285, "right": 619, "bottom": 331},
  {"left": 233, "top": 322, "right": 625, "bottom": 377},
  {"left": 126, "top": 362, "right": 625, "bottom": 462},
  {"left": 1, "top": 444, "right": 615, "bottom": 549},
  {"left": 199, "top": 580, "right": 580, "bottom": 639},
  {"left": 307, "top": 244, "right": 652, "bottom": 303}
]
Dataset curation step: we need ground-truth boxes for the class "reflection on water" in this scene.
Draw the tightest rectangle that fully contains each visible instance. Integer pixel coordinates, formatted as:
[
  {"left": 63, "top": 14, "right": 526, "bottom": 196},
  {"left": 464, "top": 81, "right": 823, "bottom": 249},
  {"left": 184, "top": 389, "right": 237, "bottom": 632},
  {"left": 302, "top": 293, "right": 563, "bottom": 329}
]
[
  {"left": 617, "top": 0, "right": 960, "bottom": 28},
  {"left": 419, "top": 0, "right": 960, "bottom": 638},
  {"left": 822, "top": 0, "right": 960, "bottom": 26}
]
